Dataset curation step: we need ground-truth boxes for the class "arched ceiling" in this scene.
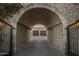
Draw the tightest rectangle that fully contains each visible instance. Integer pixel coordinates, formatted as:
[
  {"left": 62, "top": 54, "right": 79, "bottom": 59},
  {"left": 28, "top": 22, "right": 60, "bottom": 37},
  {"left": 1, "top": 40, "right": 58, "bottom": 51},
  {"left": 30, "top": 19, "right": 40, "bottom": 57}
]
[{"left": 18, "top": 8, "right": 61, "bottom": 29}]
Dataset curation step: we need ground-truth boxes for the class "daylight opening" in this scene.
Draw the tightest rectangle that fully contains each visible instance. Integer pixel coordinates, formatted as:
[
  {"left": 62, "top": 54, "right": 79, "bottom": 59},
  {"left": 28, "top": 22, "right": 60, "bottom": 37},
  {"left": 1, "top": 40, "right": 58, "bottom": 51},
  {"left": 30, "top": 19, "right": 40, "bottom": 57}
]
[{"left": 30, "top": 24, "right": 48, "bottom": 41}]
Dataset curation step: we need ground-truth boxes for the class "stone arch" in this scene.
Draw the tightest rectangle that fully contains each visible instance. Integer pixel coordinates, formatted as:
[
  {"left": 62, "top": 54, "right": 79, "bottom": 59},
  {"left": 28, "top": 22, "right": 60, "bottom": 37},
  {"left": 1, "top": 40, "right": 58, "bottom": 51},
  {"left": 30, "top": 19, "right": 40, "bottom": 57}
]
[
  {"left": 11, "top": 3, "right": 69, "bottom": 55},
  {"left": 12, "top": 3, "right": 68, "bottom": 27}
]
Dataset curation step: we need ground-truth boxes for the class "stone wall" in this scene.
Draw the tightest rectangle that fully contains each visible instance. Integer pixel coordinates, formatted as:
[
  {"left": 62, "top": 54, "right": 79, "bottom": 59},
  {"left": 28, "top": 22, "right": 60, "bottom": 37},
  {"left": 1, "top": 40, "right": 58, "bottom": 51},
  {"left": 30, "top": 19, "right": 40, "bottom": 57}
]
[
  {"left": 11, "top": 3, "right": 79, "bottom": 55},
  {"left": 52, "top": 24, "right": 63, "bottom": 51},
  {"left": 2, "top": 3, "right": 79, "bottom": 55},
  {"left": 16, "top": 24, "right": 30, "bottom": 49},
  {"left": 48, "top": 24, "right": 64, "bottom": 53}
]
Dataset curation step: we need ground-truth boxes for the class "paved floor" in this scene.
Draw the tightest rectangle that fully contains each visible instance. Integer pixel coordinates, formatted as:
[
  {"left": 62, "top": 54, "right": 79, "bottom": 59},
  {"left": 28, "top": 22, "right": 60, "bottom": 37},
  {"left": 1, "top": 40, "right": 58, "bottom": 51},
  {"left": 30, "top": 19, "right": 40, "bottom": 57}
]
[{"left": 15, "top": 40, "right": 64, "bottom": 56}]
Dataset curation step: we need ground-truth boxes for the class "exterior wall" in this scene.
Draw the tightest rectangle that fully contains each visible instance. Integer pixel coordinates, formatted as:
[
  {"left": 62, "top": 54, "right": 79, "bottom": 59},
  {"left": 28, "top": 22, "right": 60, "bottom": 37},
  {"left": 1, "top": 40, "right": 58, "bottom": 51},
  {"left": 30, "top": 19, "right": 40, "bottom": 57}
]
[
  {"left": 16, "top": 24, "right": 30, "bottom": 49},
  {"left": 2, "top": 3, "right": 79, "bottom": 55},
  {"left": 11, "top": 3, "right": 78, "bottom": 55},
  {"left": 8, "top": 4, "right": 79, "bottom": 27},
  {"left": 11, "top": 4, "right": 68, "bottom": 54}
]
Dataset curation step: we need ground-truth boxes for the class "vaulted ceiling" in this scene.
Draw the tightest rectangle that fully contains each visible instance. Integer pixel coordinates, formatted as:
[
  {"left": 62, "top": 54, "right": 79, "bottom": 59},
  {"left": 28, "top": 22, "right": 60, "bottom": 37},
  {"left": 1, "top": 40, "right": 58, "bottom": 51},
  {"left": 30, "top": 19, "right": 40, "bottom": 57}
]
[{"left": 18, "top": 8, "right": 61, "bottom": 29}]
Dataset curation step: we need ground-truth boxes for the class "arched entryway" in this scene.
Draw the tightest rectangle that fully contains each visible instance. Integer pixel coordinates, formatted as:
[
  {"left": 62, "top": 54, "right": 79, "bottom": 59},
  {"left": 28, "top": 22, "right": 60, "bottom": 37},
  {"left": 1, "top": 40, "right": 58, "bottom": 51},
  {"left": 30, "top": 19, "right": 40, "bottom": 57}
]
[{"left": 15, "top": 7, "right": 67, "bottom": 56}]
